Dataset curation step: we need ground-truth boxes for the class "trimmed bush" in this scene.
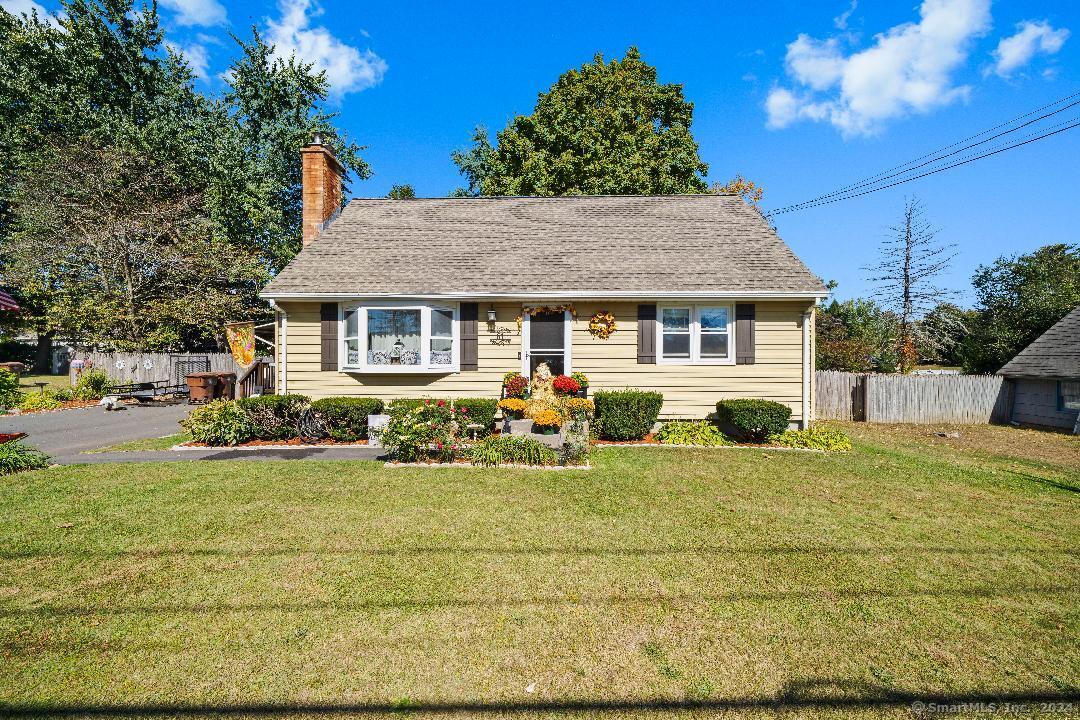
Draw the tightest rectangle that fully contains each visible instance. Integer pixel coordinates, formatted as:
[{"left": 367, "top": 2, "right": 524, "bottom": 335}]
[
  {"left": 470, "top": 435, "right": 558, "bottom": 467},
  {"left": 452, "top": 397, "right": 499, "bottom": 436},
  {"left": 770, "top": 425, "right": 852, "bottom": 452},
  {"left": 0, "top": 441, "right": 51, "bottom": 474},
  {"left": 181, "top": 399, "right": 256, "bottom": 446},
  {"left": 592, "top": 389, "right": 664, "bottom": 441},
  {"left": 72, "top": 369, "right": 111, "bottom": 401},
  {"left": 716, "top": 399, "right": 792, "bottom": 442},
  {"left": 236, "top": 394, "right": 310, "bottom": 440},
  {"left": 656, "top": 421, "right": 731, "bottom": 447},
  {"left": 387, "top": 397, "right": 449, "bottom": 414},
  {"left": 19, "top": 391, "right": 62, "bottom": 412},
  {"left": 311, "top": 397, "right": 385, "bottom": 441},
  {"left": 0, "top": 369, "right": 20, "bottom": 410}
]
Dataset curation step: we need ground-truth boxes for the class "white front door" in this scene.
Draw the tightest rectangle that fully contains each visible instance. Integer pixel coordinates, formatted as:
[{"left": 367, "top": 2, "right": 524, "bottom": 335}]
[{"left": 523, "top": 310, "right": 571, "bottom": 377}]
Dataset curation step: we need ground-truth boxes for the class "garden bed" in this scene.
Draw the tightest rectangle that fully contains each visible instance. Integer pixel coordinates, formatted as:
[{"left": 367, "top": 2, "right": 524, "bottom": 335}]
[
  {"left": 176, "top": 437, "right": 370, "bottom": 449},
  {"left": 7, "top": 399, "right": 100, "bottom": 415}
]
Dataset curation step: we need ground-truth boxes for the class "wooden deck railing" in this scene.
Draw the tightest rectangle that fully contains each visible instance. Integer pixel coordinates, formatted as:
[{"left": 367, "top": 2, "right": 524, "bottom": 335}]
[{"left": 235, "top": 357, "right": 275, "bottom": 399}]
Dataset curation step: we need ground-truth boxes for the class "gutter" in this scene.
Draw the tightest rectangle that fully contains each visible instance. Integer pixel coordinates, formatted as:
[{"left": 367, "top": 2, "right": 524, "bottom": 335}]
[{"left": 260, "top": 290, "right": 831, "bottom": 301}]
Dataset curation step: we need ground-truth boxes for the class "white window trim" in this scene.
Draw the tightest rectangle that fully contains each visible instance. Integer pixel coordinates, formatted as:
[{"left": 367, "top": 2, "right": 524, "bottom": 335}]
[
  {"left": 521, "top": 308, "right": 573, "bottom": 377},
  {"left": 339, "top": 301, "right": 460, "bottom": 374},
  {"left": 656, "top": 303, "right": 736, "bottom": 366}
]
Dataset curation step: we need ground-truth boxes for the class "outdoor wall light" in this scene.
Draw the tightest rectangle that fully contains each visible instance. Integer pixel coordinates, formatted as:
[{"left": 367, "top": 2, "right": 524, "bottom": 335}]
[{"left": 487, "top": 306, "right": 498, "bottom": 324}]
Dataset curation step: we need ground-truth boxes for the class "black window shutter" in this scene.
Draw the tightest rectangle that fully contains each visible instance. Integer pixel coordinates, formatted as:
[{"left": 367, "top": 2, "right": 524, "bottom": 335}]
[
  {"left": 460, "top": 302, "right": 479, "bottom": 371},
  {"left": 637, "top": 304, "right": 656, "bottom": 364},
  {"left": 320, "top": 302, "right": 338, "bottom": 371},
  {"left": 736, "top": 303, "right": 756, "bottom": 365}
]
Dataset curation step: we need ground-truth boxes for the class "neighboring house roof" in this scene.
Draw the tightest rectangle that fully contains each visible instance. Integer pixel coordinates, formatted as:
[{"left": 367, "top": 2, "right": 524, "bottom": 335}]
[
  {"left": 997, "top": 305, "right": 1080, "bottom": 379},
  {"left": 0, "top": 289, "right": 19, "bottom": 312},
  {"left": 262, "top": 195, "right": 826, "bottom": 298}
]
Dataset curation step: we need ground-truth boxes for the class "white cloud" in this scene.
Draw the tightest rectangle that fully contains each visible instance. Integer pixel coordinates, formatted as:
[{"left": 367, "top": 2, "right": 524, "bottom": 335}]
[
  {"left": 991, "top": 20, "right": 1069, "bottom": 77},
  {"left": 266, "top": 0, "right": 387, "bottom": 96},
  {"left": 766, "top": 0, "right": 991, "bottom": 136},
  {"left": 168, "top": 42, "right": 210, "bottom": 78},
  {"left": 1, "top": 0, "right": 47, "bottom": 18},
  {"left": 834, "top": 0, "right": 858, "bottom": 31},
  {"left": 158, "top": 0, "right": 226, "bottom": 27}
]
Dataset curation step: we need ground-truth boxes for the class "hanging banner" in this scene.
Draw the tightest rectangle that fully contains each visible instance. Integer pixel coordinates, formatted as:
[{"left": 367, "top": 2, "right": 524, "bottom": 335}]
[{"left": 225, "top": 322, "right": 257, "bottom": 368}]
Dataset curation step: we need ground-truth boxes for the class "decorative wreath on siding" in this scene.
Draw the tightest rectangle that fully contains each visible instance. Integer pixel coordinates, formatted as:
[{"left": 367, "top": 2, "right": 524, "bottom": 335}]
[
  {"left": 516, "top": 304, "right": 578, "bottom": 332},
  {"left": 589, "top": 310, "right": 617, "bottom": 340}
]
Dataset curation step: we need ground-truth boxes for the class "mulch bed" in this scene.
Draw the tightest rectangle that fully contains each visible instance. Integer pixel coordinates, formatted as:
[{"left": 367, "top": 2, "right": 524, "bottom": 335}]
[
  {"left": 0, "top": 433, "right": 28, "bottom": 444},
  {"left": 11, "top": 400, "right": 100, "bottom": 415},
  {"left": 179, "top": 438, "right": 369, "bottom": 448}
]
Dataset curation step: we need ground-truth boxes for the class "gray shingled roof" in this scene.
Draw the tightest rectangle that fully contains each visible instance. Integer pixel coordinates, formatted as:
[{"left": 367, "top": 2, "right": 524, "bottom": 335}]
[
  {"left": 262, "top": 195, "right": 825, "bottom": 297},
  {"left": 997, "top": 305, "right": 1080, "bottom": 379}
]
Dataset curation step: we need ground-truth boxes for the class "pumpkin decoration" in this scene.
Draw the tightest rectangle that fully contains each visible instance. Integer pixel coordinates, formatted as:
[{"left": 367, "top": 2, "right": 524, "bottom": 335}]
[{"left": 588, "top": 310, "right": 617, "bottom": 340}]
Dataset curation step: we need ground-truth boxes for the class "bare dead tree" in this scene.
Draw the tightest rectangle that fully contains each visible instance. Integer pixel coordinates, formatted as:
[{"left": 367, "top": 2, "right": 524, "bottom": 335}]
[{"left": 866, "top": 197, "right": 958, "bottom": 373}]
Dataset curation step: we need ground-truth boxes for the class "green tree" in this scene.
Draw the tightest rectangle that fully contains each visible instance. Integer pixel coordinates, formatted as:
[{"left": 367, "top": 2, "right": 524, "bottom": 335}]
[
  {"left": 959, "top": 244, "right": 1080, "bottom": 373},
  {"left": 816, "top": 298, "right": 900, "bottom": 373},
  {"left": 918, "top": 302, "right": 975, "bottom": 367},
  {"left": 6, "top": 140, "right": 266, "bottom": 351},
  {"left": 451, "top": 47, "right": 708, "bottom": 196},
  {"left": 387, "top": 184, "right": 416, "bottom": 199}
]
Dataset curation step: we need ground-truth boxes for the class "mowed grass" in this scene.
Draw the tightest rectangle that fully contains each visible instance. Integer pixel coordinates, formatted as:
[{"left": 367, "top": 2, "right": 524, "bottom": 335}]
[
  {"left": 84, "top": 432, "right": 191, "bottom": 453},
  {"left": 0, "top": 425, "right": 1077, "bottom": 718}
]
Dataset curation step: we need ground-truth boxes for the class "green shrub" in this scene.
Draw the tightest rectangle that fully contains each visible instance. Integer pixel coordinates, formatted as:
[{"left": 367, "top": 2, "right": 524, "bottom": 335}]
[
  {"left": 769, "top": 425, "right": 852, "bottom": 452},
  {"left": 470, "top": 435, "right": 558, "bottom": 467},
  {"left": 0, "top": 441, "right": 51, "bottom": 474},
  {"left": 592, "top": 389, "right": 664, "bottom": 441},
  {"left": 72, "top": 369, "right": 111, "bottom": 401},
  {"left": 378, "top": 401, "right": 463, "bottom": 462},
  {"left": 716, "top": 399, "right": 792, "bottom": 442},
  {"left": 54, "top": 388, "right": 74, "bottom": 402},
  {"left": 181, "top": 399, "right": 256, "bottom": 446},
  {"left": 0, "top": 340, "right": 34, "bottom": 366},
  {"left": 387, "top": 397, "right": 449, "bottom": 414},
  {"left": 452, "top": 397, "right": 499, "bottom": 437},
  {"left": 656, "top": 421, "right": 731, "bottom": 446},
  {"left": 19, "top": 390, "right": 62, "bottom": 412},
  {"left": 235, "top": 394, "right": 310, "bottom": 440},
  {"left": 311, "top": 397, "right": 385, "bottom": 441},
  {"left": 0, "top": 369, "right": 20, "bottom": 410}
]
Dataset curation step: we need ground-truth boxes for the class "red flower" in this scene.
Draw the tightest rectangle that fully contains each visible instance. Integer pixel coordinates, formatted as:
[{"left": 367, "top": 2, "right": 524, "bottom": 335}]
[
  {"left": 504, "top": 374, "right": 529, "bottom": 398},
  {"left": 437, "top": 400, "right": 446, "bottom": 407},
  {"left": 552, "top": 375, "right": 581, "bottom": 395}
]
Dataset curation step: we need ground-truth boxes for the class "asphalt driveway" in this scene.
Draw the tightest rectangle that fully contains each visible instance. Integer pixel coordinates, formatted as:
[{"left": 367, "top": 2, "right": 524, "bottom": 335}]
[{"left": 0, "top": 403, "right": 192, "bottom": 462}]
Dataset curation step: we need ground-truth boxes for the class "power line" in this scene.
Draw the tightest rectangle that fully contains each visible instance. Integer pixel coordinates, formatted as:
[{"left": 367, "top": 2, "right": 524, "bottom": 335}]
[
  {"left": 771, "top": 96, "right": 1080, "bottom": 215},
  {"left": 766, "top": 119, "right": 1080, "bottom": 217},
  {"left": 764, "top": 91, "right": 1080, "bottom": 218}
]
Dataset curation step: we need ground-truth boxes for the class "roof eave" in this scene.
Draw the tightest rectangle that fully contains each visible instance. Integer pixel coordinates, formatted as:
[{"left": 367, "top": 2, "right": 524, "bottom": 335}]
[{"left": 261, "top": 290, "right": 829, "bottom": 301}]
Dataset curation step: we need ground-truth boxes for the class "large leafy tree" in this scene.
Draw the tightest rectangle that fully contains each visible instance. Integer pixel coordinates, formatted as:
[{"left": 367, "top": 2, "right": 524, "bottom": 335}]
[
  {"left": 0, "top": 1, "right": 371, "bottom": 356},
  {"left": 451, "top": 47, "right": 708, "bottom": 196},
  {"left": 959, "top": 244, "right": 1080, "bottom": 374}
]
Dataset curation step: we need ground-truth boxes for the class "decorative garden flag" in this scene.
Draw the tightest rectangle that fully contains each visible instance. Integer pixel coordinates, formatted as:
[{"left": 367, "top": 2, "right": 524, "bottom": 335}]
[
  {"left": 0, "top": 289, "right": 18, "bottom": 312},
  {"left": 225, "top": 322, "right": 256, "bottom": 367}
]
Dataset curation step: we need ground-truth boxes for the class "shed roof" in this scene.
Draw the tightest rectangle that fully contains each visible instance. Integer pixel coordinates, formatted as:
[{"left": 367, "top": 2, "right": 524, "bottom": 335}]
[
  {"left": 997, "top": 305, "right": 1080, "bottom": 379},
  {"left": 262, "top": 195, "right": 825, "bottom": 298}
]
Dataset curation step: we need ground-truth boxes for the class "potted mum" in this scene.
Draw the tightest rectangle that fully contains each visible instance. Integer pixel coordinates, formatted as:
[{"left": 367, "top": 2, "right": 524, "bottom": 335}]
[
  {"left": 502, "top": 372, "right": 529, "bottom": 399},
  {"left": 552, "top": 375, "right": 580, "bottom": 396},
  {"left": 531, "top": 408, "right": 563, "bottom": 435},
  {"left": 571, "top": 371, "right": 589, "bottom": 398}
]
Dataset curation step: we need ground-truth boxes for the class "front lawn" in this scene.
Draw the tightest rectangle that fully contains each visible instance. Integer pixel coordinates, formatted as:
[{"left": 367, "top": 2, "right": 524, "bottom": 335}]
[{"left": 0, "top": 424, "right": 1076, "bottom": 716}]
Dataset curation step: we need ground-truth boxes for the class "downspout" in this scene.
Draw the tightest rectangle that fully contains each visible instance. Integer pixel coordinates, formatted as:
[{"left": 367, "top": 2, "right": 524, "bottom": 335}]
[
  {"left": 802, "top": 309, "right": 812, "bottom": 429},
  {"left": 268, "top": 300, "right": 287, "bottom": 396}
]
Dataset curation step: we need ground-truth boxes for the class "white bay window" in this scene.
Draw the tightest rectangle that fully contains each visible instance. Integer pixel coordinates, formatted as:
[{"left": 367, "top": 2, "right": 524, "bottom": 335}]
[
  {"left": 657, "top": 304, "right": 735, "bottom": 365},
  {"left": 342, "top": 303, "right": 459, "bottom": 372}
]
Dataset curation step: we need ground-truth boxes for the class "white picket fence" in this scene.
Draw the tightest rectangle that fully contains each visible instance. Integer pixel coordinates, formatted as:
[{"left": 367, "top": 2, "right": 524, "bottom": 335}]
[
  {"left": 816, "top": 370, "right": 1011, "bottom": 424},
  {"left": 68, "top": 352, "right": 241, "bottom": 386}
]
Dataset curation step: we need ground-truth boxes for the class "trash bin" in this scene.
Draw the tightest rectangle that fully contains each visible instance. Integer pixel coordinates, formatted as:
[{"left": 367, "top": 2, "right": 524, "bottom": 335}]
[
  {"left": 213, "top": 372, "right": 237, "bottom": 401},
  {"left": 185, "top": 372, "right": 217, "bottom": 404}
]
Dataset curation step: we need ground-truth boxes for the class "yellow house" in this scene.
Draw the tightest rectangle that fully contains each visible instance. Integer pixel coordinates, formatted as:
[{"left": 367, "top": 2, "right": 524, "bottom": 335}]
[{"left": 262, "top": 140, "right": 827, "bottom": 427}]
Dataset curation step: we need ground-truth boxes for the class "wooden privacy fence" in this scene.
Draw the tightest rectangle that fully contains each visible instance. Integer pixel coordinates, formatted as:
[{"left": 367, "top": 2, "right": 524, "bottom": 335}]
[
  {"left": 816, "top": 371, "right": 1012, "bottom": 424},
  {"left": 68, "top": 352, "right": 241, "bottom": 386}
]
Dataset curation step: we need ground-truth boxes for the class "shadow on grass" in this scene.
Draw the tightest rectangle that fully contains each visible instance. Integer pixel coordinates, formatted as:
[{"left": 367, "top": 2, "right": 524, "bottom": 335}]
[
  {"left": 2, "top": 584, "right": 1075, "bottom": 618},
  {"left": 1, "top": 544, "right": 1076, "bottom": 560},
  {"left": 1, "top": 680, "right": 1077, "bottom": 717}
]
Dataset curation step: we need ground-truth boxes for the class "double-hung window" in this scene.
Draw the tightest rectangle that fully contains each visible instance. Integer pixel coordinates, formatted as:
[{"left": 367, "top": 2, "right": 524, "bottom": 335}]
[
  {"left": 657, "top": 304, "right": 735, "bottom": 365},
  {"left": 1058, "top": 381, "right": 1080, "bottom": 411},
  {"left": 341, "top": 303, "right": 460, "bottom": 373}
]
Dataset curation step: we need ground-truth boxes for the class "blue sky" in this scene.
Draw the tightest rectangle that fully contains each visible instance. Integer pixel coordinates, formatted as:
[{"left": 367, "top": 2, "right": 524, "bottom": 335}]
[{"left": 6, "top": 0, "right": 1079, "bottom": 304}]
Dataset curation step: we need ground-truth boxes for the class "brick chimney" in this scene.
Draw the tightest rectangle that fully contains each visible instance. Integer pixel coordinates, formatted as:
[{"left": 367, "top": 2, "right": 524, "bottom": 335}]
[{"left": 300, "top": 133, "right": 344, "bottom": 246}]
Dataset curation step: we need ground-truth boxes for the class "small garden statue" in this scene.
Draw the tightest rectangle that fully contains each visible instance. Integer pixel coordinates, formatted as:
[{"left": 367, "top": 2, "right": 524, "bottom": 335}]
[{"left": 526, "top": 363, "right": 558, "bottom": 419}]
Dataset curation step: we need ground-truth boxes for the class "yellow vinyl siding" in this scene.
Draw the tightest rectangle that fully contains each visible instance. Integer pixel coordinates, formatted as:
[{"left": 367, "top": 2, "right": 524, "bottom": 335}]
[{"left": 277, "top": 300, "right": 813, "bottom": 421}]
